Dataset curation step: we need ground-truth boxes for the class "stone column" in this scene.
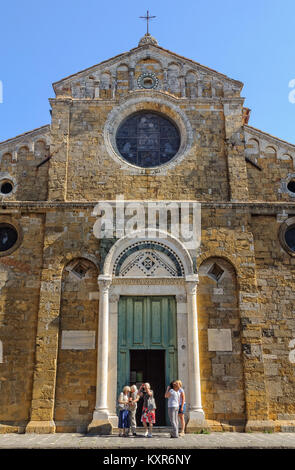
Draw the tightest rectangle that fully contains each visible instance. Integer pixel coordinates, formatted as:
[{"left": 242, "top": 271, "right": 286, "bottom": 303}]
[
  {"left": 180, "top": 75, "right": 186, "bottom": 98},
  {"left": 88, "top": 274, "right": 115, "bottom": 434},
  {"left": 197, "top": 79, "right": 203, "bottom": 97},
  {"left": 185, "top": 274, "right": 207, "bottom": 431},
  {"left": 26, "top": 269, "right": 62, "bottom": 433},
  {"left": 163, "top": 68, "right": 168, "bottom": 91},
  {"left": 129, "top": 68, "right": 135, "bottom": 90},
  {"left": 223, "top": 98, "right": 249, "bottom": 202},
  {"left": 111, "top": 75, "right": 117, "bottom": 99}
]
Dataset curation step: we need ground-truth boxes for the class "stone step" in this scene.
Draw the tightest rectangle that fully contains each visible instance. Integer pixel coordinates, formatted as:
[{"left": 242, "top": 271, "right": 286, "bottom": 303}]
[{"left": 113, "top": 426, "right": 171, "bottom": 434}]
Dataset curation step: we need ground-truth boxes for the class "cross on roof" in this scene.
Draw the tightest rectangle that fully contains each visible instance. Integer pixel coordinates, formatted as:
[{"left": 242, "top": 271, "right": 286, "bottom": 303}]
[{"left": 139, "top": 10, "right": 156, "bottom": 35}]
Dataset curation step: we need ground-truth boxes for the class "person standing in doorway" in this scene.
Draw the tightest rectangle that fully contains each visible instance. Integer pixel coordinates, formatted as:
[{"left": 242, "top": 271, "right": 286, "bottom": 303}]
[
  {"left": 175, "top": 380, "right": 186, "bottom": 436},
  {"left": 165, "top": 381, "right": 180, "bottom": 438},
  {"left": 118, "top": 385, "right": 131, "bottom": 437},
  {"left": 138, "top": 382, "right": 156, "bottom": 438},
  {"left": 129, "top": 384, "right": 139, "bottom": 436}
]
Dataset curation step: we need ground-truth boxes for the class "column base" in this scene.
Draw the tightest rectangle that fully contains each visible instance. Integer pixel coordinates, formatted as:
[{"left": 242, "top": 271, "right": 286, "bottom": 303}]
[
  {"left": 186, "top": 409, "right": 209, "bottom": 433},
  {"left": 87, "top": 411, "right": 118, "bottom": 435},
  {"left": 245, "top": 420, "right": 276, "bottom": 432},
  {"left": 26, "top": 420, "right": 56, "bottom": 434},
  {"left": 0, "top": 422, "right": 27, "bottom": 434}
]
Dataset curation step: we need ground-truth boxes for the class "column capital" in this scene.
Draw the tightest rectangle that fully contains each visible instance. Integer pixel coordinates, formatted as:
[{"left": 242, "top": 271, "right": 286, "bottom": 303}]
[
  {"left": 185, "top": 274, "right": 199, "bottom": 294},
  {"left": 97, "top": 275, "right": 112, "bottom": 291}
]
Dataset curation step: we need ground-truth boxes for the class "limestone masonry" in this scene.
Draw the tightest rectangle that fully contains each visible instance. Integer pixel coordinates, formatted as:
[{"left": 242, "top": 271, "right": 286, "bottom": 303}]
[{"left": 1, "top": 33, "right": 295, "bottom": 434}]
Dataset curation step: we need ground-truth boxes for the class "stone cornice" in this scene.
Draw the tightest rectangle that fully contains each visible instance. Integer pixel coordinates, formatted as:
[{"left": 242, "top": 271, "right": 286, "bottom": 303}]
[
  {"left": 48, "top": 94, "right": 238, "bottom": 106},
  {"left": 1, "top": 201, "right": 295, "bottom": 215},
  {"left": 244, "top": 124, "right": 295, "bottom": 150},
  {"left": 0, "top": 125, "right": 50, "bottom": 148}
]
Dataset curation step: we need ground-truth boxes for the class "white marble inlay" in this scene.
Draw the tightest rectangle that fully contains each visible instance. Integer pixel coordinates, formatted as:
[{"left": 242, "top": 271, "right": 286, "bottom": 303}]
[
  {"left": 208, "top": 329, "right": 232, "bottom": 352},
  {"left": 61, "top": 331, "right": 96, "bottom": 350}
]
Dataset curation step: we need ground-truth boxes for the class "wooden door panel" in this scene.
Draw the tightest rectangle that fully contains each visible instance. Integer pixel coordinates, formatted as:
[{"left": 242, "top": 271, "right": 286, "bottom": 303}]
[{"left": 117, "top": 295, "right": 178, "bottom": 425}]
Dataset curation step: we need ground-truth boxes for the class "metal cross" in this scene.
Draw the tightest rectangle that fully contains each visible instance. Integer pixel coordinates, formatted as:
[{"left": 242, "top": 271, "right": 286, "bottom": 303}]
[{"left": 139, "top": 10, "right": 156, "bottom": 35}]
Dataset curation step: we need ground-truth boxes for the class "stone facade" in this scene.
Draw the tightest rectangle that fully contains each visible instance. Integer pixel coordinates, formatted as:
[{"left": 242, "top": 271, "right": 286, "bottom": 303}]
[{"left": 0, "top": 34, "right": 295, "bottom": 434}]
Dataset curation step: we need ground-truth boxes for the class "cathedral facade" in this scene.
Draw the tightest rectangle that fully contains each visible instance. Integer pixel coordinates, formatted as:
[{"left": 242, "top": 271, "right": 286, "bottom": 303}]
[{"left": 1, "top": 33, "right": 295, "bottom": 434}]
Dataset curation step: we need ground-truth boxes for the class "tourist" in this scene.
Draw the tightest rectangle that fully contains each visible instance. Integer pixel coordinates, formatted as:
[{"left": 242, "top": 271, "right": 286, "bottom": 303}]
[
  {"left": 138, "top": 382, "right": 156, "bottom": 437},
  {"left": 165, "top": 381, "right": 180, "bottom": 438},
  {"left": 118, "top": 385, "right": 131, "bottom": 437},
  {"left": 129, "top": 384, "right": 139, "bottom": 436},
  {"left": 176, "top": 380, "right": 186, "bottom": 436}
]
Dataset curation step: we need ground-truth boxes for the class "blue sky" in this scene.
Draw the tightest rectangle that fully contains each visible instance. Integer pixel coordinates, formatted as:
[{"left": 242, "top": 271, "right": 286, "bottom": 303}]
[{"left": 0, "top": 0, "right": 294, "bottom": 143}]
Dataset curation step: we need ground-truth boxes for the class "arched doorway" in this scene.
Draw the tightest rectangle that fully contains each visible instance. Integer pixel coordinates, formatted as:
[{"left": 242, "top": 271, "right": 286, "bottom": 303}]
[{"left": 88, "top": 229, "right": 206, "bottom": 433}]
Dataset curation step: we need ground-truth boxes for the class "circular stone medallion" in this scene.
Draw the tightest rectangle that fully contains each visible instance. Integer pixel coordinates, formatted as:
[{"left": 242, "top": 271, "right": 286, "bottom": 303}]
[{"left": 137, "top": 73, "right": 159, "bottom": 90}]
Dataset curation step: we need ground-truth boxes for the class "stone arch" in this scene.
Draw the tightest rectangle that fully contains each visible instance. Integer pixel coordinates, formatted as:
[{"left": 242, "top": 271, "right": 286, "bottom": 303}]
[
  {"left": 246, "top": 138, "right": 260, "bottom": 156},
  {"left": 197, "top": 250, "right": 239, "bottom": 277},
  {"left": 202, "top": 76, "right": 212, "bottom": 97},
  {"left": 99, "top": 72, "right": 112, "bottom": 99},
  {"left": 17, "top": 146, "right": 29, "bottom": 160},
  {"left": 134, "top": 57, "right": 163, "bottom": 90},
  {"left": 116, "top": 63, "right": 129, "bottom": 75},
  {"left": 279, "top": 153, "right": 294, "bottom": 169},
  {"left": 185, "top": 71, "right": 198, "bottom": 98},
  {"left": 102, "top": 229, "right": 195, "bottom": 278},
  {"left": 212, "top": 79, "right": 224, "bottom": 97},
  {"left": 100, "top": 72, "right": 111, "bottom": 88},
  {"left": 58, "top": 252, "right": 100, "bottom": 274},
  {"left": 34, "top": 140, "right": 47, "bottom": 158},
  {"left": 54, "top": 257, "right": 99, "bottom": 432},
  {"left": 280, "top": 153, "right": 293, "bottom": 161},
  {"left": 167, "top": 62, "right": 181, "bottom": 94},
  {"left": 116, "top": 64, "right": 129, "bottom": 95},
  {"left": 0, "top": 152, "right": 13, "bottom": 166},
  {"left": 197, "top": 256, "right": 246, "bottom": 428},
  {"left": 264, "top": 145, "right": 277, "bottom": 158},
  {"left": 135, "top": 57, "right": 163, "bottom": 75}
]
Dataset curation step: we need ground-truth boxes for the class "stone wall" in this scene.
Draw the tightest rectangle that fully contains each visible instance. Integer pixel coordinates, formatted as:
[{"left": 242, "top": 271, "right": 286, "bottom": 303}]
[
  {"left": 245, "top": 126, "right": 295, "bottom": 202},
  {"left": 0, "top": 126, "right": 50, "bottom": 202},
  {"left": 48, "top": 98, "right": 230, "bottom": 202},
  {"left": 0, "top": 213, "right": 45, "bottom": 431},
  {"left": 54, "top": 258, "right": 99, "bottom": 432},
  {"left": 251, "top": 214, "right": 295, "bottom": 429},
  {"left": 198, "top": 256, "right": 245, "bottom": 430}
]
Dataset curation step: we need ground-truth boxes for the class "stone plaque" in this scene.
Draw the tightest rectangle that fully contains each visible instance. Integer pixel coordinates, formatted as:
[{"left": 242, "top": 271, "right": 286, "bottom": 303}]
[
  {"left": 61, "top": 331, "right": 96, "bottom": 350},
  {"left": 213, "top": 288, "right": 223, "bottom": 295},
  {"left": 208, "top": 329, "right": 232, "bottom": 352}
]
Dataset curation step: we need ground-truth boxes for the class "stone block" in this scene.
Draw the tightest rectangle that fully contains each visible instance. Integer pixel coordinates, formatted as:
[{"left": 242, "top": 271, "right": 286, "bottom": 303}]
[
  {"left": 61, "top": 331, "right": 96, "bottom": 350},
  {"left": 208, "top": 329, "right": 232, "bottom": 351}
]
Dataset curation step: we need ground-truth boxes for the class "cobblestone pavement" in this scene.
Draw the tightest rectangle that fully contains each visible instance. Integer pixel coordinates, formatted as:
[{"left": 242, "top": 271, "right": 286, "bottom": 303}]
[{"left": 0, "top": 432, "right": 295, "bottom": 449}]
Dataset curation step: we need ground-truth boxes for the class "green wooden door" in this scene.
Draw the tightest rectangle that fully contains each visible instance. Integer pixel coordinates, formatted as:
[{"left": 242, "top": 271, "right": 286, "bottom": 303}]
[{"left": 117, "top": 296, "right": 178, "bottom": 424}]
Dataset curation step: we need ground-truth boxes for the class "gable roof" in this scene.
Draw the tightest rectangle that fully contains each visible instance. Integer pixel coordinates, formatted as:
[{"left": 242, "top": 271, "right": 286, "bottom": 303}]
[
  {"left": 52, "top": 42, "right": 244, "bottom": 91},
  {"left": 0, "top": 124, "right": 50, "bottom": 147}
]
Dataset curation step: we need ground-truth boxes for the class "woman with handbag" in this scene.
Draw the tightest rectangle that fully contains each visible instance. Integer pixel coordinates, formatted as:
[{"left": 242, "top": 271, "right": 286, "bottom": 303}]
[
  {"left": 118, "top": 385, "right": 131, "bottom": 437},
  {"left": 165, "top": 381, "right": 181, "bottom": 438},
  {"left": 138, "top": 382, "right": 156, "bottom": 438}
]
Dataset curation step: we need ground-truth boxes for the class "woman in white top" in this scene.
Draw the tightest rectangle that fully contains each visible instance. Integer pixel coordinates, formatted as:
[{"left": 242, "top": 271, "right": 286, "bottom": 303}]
[{"left": 165, "top": 381, "right": 180, "bottom": 438}]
